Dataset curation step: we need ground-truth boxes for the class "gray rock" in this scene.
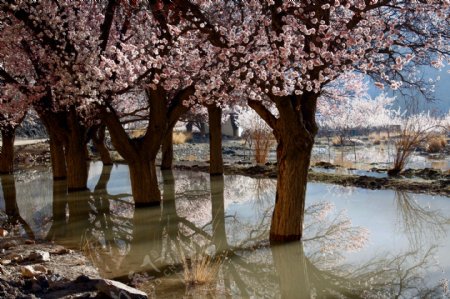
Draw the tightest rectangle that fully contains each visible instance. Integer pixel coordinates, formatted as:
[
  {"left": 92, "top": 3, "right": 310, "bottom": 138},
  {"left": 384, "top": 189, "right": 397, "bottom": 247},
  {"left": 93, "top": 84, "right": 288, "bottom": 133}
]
[{"left": 96, "top": 279, "right": 148, "bottom": 299}]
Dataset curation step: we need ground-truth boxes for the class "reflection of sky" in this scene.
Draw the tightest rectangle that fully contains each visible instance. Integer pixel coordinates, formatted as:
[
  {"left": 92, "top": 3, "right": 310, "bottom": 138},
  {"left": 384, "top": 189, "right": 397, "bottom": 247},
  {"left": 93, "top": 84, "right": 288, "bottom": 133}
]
[{"left": 306, "top": 183, "right": 450, "bottom": 284}]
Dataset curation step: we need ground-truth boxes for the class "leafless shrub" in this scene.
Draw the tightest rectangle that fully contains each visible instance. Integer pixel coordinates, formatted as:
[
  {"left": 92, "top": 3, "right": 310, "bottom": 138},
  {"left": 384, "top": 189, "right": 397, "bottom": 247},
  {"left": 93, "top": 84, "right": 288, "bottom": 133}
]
[{"left": 389, "top": 114, "right": 445, "bottom": 175}]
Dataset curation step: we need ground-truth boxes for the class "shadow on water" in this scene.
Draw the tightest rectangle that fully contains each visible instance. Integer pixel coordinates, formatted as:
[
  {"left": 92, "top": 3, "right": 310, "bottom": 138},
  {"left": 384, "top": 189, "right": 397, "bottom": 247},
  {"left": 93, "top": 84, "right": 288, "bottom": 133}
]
[{"left": 1, "top": 164, "right": 450, "bottom": 297}]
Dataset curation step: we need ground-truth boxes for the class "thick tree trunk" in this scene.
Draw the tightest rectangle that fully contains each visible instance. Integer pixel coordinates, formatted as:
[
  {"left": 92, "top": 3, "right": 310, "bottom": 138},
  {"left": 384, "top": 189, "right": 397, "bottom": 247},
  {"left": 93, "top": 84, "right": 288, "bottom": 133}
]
[
  {"left": 92, "top": 125, "right": 113, "bottom": 165},
  {"left": 65, "top": 141, "right": 88, "bottom": 191},
  {"left": 161, "top": 127, "right": 173, "bottom": 170},
  {"left": 48, "top": 133, "right": 67, "bottom": 179},
  {"left": 129, "top": 159, "right": 161, "bottom": 207},
  {"left": 270, "top": 136, "right": 312, "bottom": 242},
  {"left": 65, "top": 107, "right": 88, "bottom": 191},
  {"left": 208, "top": 105, "right": 223, "bottom": 175},
  {"left": 249, "top": 93, "right": 318, "bottom": 243},
  {"left": 0, "top": 128, "right": 15, "bottom": 174}
]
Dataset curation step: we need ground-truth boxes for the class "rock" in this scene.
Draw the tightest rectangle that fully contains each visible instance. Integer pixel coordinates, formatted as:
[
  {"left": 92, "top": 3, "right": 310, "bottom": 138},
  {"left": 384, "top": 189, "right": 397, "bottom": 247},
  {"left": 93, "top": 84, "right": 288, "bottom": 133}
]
[
  {"left": 51, "top": 248, "right": 73, "bottom": 255},
  {"left": 0, "top": 229, "right": 8, "bottom": 237},
  {"left": 0, "top": 259, "right": 11, "bottom": 265},
  {"left": 1, "top": 241, "right": 17, "bottom": 250},
  {"left": 21, "top": 265, "right": 48, "bottom": 278},
  {"left": 28, "top": 250, "right": 50, "bottom": 262},
  {"left": 33, "top": 265, "right": 48, "bottom": 274},
  {"left": 6, "top": 253, "right": 23, "bottom": 262},
  {"left": 25, "top": 240, "right": 35, "bottom": 245},
  {"left": 96, "top": 279, "right": 148, "bottom": 299},
  {"left": 21, "top": 266, "right": 37, "bottom": 278}
]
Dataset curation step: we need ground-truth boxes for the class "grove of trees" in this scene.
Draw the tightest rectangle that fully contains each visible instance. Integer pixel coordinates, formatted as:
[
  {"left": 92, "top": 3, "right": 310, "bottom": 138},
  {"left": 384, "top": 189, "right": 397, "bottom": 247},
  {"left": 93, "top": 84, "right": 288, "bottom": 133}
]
[{"left": 0, "top": 0, "right": 448, "bottom": 243}]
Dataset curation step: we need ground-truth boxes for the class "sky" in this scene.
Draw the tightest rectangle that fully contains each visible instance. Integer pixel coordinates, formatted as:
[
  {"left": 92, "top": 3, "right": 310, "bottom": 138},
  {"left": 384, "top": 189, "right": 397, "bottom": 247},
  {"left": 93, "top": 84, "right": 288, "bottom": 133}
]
[{"left": 368, "top": 65, "right": 450, "bottom": 114}]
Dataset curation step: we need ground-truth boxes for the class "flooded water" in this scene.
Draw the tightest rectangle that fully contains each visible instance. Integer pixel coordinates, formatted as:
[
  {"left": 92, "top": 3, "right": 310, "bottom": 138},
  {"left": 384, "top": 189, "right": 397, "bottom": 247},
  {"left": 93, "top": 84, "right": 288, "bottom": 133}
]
[
  {"left": 310, "top": 143, "right": 450, "bottom": 171},
  {"left": 1, "top": 162, "right": 450, "bottom": 298}
]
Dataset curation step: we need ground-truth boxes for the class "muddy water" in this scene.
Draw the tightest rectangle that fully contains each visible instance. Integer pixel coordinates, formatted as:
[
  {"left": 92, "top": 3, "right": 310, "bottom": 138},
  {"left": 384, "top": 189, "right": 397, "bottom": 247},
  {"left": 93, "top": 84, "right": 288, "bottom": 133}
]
[{"left": 1, "top": 162, "right": 450, "bottom": 298}]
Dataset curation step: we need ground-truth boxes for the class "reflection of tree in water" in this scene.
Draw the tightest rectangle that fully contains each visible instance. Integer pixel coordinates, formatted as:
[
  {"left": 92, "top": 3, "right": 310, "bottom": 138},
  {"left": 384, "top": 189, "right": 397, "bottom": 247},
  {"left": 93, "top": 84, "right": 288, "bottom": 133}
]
[
  {"left": 0, "top": 174, "right": 35, "bottom": 239},
  {"left": 394, "top": 190, "right": 450, "bottom": 250},
  {"left": 40, "top": 168, "right": 450, "bottom": 298}
]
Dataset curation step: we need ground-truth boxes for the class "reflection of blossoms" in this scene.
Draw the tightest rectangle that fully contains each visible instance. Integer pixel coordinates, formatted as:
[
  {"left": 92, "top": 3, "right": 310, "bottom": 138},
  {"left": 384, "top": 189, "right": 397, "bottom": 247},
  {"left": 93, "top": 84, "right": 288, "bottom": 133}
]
[
  {"left": 303, "top": 202, "right": 370, "bottom": 265},
  {"left": 440, "top": 278, "right": 449, "bottom": 295}
]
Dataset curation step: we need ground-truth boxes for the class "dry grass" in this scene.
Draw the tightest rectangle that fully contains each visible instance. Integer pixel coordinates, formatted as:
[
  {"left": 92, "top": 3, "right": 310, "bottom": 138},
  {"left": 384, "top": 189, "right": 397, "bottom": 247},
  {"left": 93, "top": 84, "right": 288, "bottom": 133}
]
[
  {"left": 251, "top": 130, "right": 275, "bottom": 164},
  {"left": 331, "top": 136, "right": 344, "bottom": 146},
  {"left": 129, "top": 129, "right": 146, "bottom": 138},
  {"left": 243, "top": 123, "right": 275, "bottom": 164},
  {"left": 426, "top": 135, "right": 447, "bottom": 153},
  {"left": 173, "top": 131, "right": 193, "bottom": 145},
  {"left": 179, "top": 247, "right": 223, "bottom": 287},
  {"left": 369, "top": 131, "right": 390, "bottom": 141}
]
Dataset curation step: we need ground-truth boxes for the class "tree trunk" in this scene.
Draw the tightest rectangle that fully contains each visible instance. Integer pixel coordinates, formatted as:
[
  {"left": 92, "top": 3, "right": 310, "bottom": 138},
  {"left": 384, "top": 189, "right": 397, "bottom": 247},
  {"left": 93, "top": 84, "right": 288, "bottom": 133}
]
[
  {"left": 48, "top": 133, "right": 67, "bottom": 179},
  {"left": 65, "top": 107, "right": 88, "bottom": 191},
  {"left": 248, "top": 93, "right": 319, "bottom": 243},
  {"left": 186, "top": 121, "right": 193, "bottom": 132},
  {"left": 129, "top": 159, "right": 161, "bottom": 207},
  {"left": 92, "top": 125, "right": 113, "bottom": 165},
  {"left": 65, "top": 141, "right": 88, "bottom": 191},
  {"left": 208, "top": 105, "right": 223, "bottom": 175},
  {"left": 0, "top": 128, "right": 15, "bottom": 174},
  {"left": 270, "top": 128, "right": 313, "bottom": 242},
  {"left": 161, "top": 127, "right": 173, "bottom": 170}
]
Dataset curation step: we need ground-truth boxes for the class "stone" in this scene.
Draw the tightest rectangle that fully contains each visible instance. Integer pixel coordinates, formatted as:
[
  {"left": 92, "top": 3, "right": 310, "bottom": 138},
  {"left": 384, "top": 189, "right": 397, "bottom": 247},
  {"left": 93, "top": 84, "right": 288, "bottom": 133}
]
[
  {"left": 25, "top": 239, "right": 35, "bottom": 245},
  {"left": 21, "top": 266, "right": 37, "bottom": 278},
  {"left": 96, "top": 279, "right": 148, "bottom": 299},
  {"left": 28, "top": 250, "right": 50, "bottom": 262},
  {"left": 1, "top": 241, "right": 16, "bottom": 250},
  {"left": 33, "top": 265, "right": 48, "bottom": 274},
  {"left": 6, "top": 253, "right": 23, "bottom": 262},
  {"left": 0, "top": 259, "right": 11, "bottom": 265},
  {"left": 51, "top": 248, "right": 72, "bottom": 255},
  {"left": 0, "top": 229, "right": 8, "bottom": 237}
]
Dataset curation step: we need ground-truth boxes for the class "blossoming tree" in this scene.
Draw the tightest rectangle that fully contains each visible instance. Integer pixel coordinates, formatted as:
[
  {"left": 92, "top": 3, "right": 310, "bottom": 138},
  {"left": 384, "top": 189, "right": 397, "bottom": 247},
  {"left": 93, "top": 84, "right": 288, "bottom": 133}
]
[{"left": 184, "top": 0, "right": 449, "bottom": 241}]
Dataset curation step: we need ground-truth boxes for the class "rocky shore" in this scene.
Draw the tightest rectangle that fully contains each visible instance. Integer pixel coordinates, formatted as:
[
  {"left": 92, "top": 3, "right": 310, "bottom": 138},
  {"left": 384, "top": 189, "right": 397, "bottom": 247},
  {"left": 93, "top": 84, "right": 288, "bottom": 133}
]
[{"left": 0, "top": 227, "right": 148, "bottom": 298}]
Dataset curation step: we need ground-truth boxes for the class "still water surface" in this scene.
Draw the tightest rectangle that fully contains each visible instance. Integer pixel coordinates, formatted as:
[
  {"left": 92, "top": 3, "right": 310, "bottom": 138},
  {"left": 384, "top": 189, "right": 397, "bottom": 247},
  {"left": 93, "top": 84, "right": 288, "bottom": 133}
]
[{"left": 1, "top": 162, "right": 449, "bottom": 298}]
